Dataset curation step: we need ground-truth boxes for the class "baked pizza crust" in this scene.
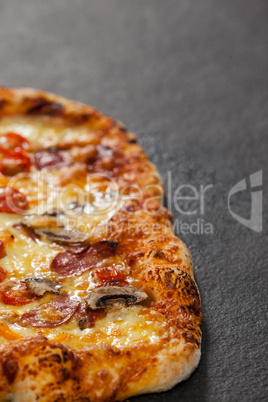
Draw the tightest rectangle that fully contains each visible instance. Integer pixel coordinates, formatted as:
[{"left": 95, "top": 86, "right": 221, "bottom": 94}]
[{"left": 0, "top": 87, "right": 202, "bottom": 401}]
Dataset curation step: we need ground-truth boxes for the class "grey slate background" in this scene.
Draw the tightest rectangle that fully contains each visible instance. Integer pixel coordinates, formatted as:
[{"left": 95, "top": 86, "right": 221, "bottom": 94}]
[{"left": 0, "top": 0, "right": 267, "bottom": 401}]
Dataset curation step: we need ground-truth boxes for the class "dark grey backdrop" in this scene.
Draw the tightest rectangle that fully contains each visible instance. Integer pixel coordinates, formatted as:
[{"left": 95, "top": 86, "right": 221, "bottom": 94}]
[{"left": 0, "top": 1, "right": 267, "bottom": 401}]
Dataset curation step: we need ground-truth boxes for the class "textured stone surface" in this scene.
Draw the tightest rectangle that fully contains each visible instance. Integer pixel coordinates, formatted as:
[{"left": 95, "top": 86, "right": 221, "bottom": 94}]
[{"left": 0, "top": 1, "right": 267, "bottom": 401}]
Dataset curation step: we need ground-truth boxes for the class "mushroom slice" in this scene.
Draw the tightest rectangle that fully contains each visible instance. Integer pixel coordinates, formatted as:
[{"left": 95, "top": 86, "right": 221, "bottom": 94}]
[
  {"left": 24, "top": 278, "right": 60, "bottom": 296},
  {"left": 85, "top": 286, "right": 148, "bottom": 310},
  {"left": 21, "top": 213, "right": 89, "bottom": 246},
  {"left": 34, "top": 227, "right": 89, "bottom": 246},
  {"left": 21, "top": 213, "right": 61, "bottom": 230}
]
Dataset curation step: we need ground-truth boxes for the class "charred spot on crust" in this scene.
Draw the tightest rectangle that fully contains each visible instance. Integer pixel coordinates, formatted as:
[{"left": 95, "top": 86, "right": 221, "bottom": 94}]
[
  {"left": 39, "top": 353, "right": 62, "bottom": 365},
  {"left": 27, "top": 98, "right": 64, "bottom": 116},
  {"left": 70, "top": 111, "right": 94, "bottom": 125},
  {"left": 164, "top": 270, "right": 177, "bottom": 289},
  {"left": 128, "top": 251, "right": 144, "bottom": 266},
  {"left": 143, "top": 267, "right": 202, "bottom": 346},
  {"left": 128, "top": 138, "right": 137, "bottom": 143},
  {"left": 0, "top": 98, "right": 8, "bottom": 112},
  {"left": 119, "top": 126, "right": 128, "bottom": 133},
  {"left": 47, "top": 146, "right": 60, "bottom": 153},
  {"left": 49, "top": 343, "right": 79, "bottom": 366},
  {"left": 106, "top": 241, "right": 119, "bottom": 250},
  {"left": 76, "top": 399, "right": 90, "bottom": 402},
  {"left": 186, "top": 296, "right": 202, "bottom": 316},
  {"left": 103, "top": 344, "right": 121, "bottom": 357},
  {"left": 2, "top": 358, "right": 18, "bottom": 383},
  {"left": 154, "top": 250, "right": 166, "bottom": 259},
  {"left": 59, "top": 367, "right": 70, "bottom": 381},
  {"left": 86, "top": 145, "right": 127, "bottom": 175},
  {"left": 182, "top": 331, "right": 196, "bottom": 344}
]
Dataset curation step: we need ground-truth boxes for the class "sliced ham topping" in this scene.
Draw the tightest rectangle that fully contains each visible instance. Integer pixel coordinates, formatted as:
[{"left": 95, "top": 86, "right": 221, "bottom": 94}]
[
  {"left": 34, "top": 147, "right": 71, "bottom": 170},
  {"left": 20, "top": 294, "right": 79, "bottom": 327},
  {"left": 51, "top": 240, "right": 118, "bottom": 277}
]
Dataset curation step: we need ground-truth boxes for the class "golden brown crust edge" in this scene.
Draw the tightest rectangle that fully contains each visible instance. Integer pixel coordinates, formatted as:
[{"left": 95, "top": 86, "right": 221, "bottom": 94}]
[
  {"left": 0, "top": 86, "right": 164, "bottom": 206},
  {"left": 0, "top": 87, "right": 202, "bottom": 401}
]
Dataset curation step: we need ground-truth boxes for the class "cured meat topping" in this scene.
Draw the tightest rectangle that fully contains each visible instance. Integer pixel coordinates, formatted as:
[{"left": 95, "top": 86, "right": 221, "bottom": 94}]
[
  {"left": 34, "top": 148, "right": 71, "bottom": 170},
  {"left": 20, "top": 295, "right": 79, "bottom": 327},
  {"left": 51, "top": 241, "right": 118, "bottom": 277}
]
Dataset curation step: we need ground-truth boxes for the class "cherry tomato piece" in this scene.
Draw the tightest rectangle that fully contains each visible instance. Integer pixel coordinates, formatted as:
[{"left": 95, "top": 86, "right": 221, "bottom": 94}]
[
  {"left": 0, "top": 267, "right": 6, "bottom": 282},
  {"left": 0, "top": 281, "right": 37, "bottom": 305},
  {"left": 0, "top": 132, "right": 29, "bottom": 153},
  {"left": 95, "top": 267, "right": 126, "bottom": 282},
  {"left": 0, "top": 187, "right": 28, "bottom": 214},
  {"left": 0, "top": 151, "right": 31, "bottom": 177}
]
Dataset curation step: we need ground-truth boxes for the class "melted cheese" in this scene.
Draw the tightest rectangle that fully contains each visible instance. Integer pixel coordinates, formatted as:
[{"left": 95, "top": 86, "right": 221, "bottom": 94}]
[
  {"left": 0, "top": 117, "right": 168, "bottom": 351},
  {"left": 0, "top": 217, "right": 167, "bottom": 349},
  {"left": 0, "top": 214, "right": 61, "bottom": 279},
  {"left": 0, "top": 116, "right": 98, "bottom": 149},
  {"left": 5, "top": 306, "right": 168, "bottom": 350}
]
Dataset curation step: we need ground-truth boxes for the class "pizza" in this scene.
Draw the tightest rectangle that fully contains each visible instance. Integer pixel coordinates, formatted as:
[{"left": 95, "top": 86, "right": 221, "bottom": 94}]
[{"left": 0, "top": 87, "right": 202, "bottom": 401}]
